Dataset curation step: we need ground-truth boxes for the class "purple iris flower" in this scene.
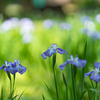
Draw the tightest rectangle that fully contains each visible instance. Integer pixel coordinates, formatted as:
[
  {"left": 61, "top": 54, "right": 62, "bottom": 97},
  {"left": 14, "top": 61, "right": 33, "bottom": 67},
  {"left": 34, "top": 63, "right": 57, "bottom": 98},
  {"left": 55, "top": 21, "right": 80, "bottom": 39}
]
[
  {"left": 59, "top": 55, "right": 87, "bottom": 70},
  {"left": 14, "top": 60, "right": 26, "bottom": 74},
  {"left": 41, "top": 43, "right": 68, "bottom": 59},
  {"left": 85, "top": 63, "right": 100, "bottom": 83},
  {"left": 59, "top": 22, "right": 72, "bottom": 31},
  {"left": 90, "top": 31, "right": 100, "bottom": 40},
  {"left": 0, "top": 60, "right": 26, "bottom": 75},
  {"left": 0, "top": 61, "right": 17, "bottom": 74},
  {"left": 95, "top": 14, "right": 100, "bottom": 23},
  {"left": 42, "top": 19, "right": 54, "bottom": 29},
  {"left": 81, "top": 15, "right": 93, "bottom": 24}
]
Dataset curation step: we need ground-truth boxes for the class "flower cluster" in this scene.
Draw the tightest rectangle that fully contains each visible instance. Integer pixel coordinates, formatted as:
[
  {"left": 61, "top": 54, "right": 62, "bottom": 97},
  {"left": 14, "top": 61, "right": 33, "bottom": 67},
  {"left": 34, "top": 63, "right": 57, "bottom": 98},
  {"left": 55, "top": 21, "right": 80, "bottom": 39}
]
[
  {"left": 41, "top": 43, "right": 87, "bottom": 69},
  {"left": 41, "top": 43, "right": 100, "bottom": 83},
  {"left": 0, "top": 60, "right": 26, "bottom": 75},
  {"left": 85, "top": 62, "right": 100, "bottom": 83}
]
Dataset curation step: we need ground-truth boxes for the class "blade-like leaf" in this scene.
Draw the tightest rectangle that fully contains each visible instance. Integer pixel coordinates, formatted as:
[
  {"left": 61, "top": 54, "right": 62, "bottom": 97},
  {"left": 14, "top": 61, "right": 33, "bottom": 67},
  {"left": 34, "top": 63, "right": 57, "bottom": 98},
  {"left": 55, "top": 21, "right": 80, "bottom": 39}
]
[
  {"left": 80, "top": 88, "right": 100, "bottom": 100},
  {"left": 87, "top": 84, "right": 91, "bottom": 100},
  {"left": 18, "top": 78, "right": 35, "bottom": 100},
  {"left": 42, "top": 94, "right": 45, "bottom": 100},
  {"left": 1, "top": 86, "right": 4, "bottom": 100},
  {"left": 7, "top": 71, "right": 11, "bottom": 81},
  {"left": 43, "top": 81, "right": 55, "bottom": 100},
  {"left": 90, "top": 89, "right": 100, "bottom": 93},
  {"left": 62, "top": 73, "right": 67, "bottom": 86},
  {"left": 80, "top": 90, "right": 87, "bottom": 100}
]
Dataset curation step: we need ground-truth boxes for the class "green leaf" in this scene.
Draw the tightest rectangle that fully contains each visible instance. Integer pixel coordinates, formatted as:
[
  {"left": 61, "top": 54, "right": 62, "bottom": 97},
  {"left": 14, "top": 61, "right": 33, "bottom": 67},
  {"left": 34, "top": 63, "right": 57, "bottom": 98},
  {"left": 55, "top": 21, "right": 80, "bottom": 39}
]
[
  {"left": 90, "top": 89, "right": 100, "bottom": 93},
  {"left": 8, "top": 89, "right": 15, "bottom": 100},
  {"left": 62, "top": 73, "right": 68, "bottom": 100},
  {"left": 43, "top": 81, "right": 55, "bottom": 100},
  {"left": 80, "top": 88, "right": 100, "bottom": 100},
  {"left": 81, "top": 41, "right": 87, "bottom": 100},
  {"left": 87, "top": 84, "right": 91, "bottom": 100},
  {"left": 12, "top": 94, "right": 19, "bottom": 99},
  {"left": 18, "top": 78, "right": 35, "bottom": 100},
  {"left": 62, "top": 73, "right": 67, "bottom": 86},
  {"left": 42, "top": 94, "right": 45, "bottom": 100},
  {"left": 80, "top": 90, "right": 87, "bottom": 100},
  {"left": 1, "top": 86, "right": 4, "bottom": 100},
  {"left": 7, "top": 71, "right": 11, "bottom": 81}
]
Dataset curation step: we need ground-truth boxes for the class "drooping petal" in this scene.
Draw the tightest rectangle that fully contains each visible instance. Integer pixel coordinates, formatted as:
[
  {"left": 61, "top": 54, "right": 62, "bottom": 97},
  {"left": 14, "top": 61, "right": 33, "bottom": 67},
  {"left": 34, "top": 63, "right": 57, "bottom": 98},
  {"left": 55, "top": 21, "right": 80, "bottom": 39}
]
[
  {"left": 72, "top": 59, "right": 87, "bottom": 68},
  {"left": 7, "top": 66, "right": 18, "bottom": 74},
  {"left": 41, "top": 53, "right": 47, "bottom": 59},
  {"left": 90, "top": 72, "right": 100, "bottom": 83},
  {"left": 0, "top": 65, "right": 5, "bottom": 70},
  {"left": 85, "top": 71, "right": 94, "bottom": 77},
  {"left": 12, "top": 62, "right": 16, "bottom": 67},
  {"left": 4, "top": 67, "right": 7, "bottom": 73},
  {"left": 41, "top": 48, "right": 56, "bottom": 59},
  {"left": 94, "top": 62, "right": 100, "bottom": 68},
  {"left": 17, "top": 64, "right": 26, "bottom": 74},
  {"left": 57, "top": 48, "right": 68, "bottom": 54},
  {"left": 59, "top": 61, "right": 70, "bottom": 70}
]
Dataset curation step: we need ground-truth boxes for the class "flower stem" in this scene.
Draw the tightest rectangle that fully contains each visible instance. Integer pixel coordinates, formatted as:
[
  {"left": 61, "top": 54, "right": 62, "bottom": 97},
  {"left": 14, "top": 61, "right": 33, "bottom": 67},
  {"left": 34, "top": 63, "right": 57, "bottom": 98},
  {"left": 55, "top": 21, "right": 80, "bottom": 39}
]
[
  {"left": 6, "top": 71, "right": 12, "bottom": 97},
  {"left": 10, "top": 79, "right": 12, "bottom": 98},
  {"left": 71, "top": 64, "right": 76, "bottom": 100},
  {"left": 66, "top": 84, "right": 68, "bottom": 100},
  {"left": 81, "top": 41, "right": 87, "bottom": 99},
  {"left": 62, "top": 73, "right": 68, "bottom": 100},
  {"left": 52, "top": 54, "right": 59, "bottom": 100},
  {"left": 96, "top": 83, "right": 98, "bottom": 100},
  {"left": 13, "top": 74, "right": 16, "bottom": 89},
  {"left": 53, "top": 67, "right": 59, "bottom": 100}
]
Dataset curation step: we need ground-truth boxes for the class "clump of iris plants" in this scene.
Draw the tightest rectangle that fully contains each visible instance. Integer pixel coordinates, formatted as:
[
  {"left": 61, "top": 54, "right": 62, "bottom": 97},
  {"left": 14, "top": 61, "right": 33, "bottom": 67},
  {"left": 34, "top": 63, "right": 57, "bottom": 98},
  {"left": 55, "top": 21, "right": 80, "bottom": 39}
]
[
  {"left": 0, "top": 60, "right": 26, "bottom": 99},
  {"left": 41, "top": 43, "right": 100, "bottom": 100},
  {"left": 59, "top": 22, "right": 72, "bottom": 31}
]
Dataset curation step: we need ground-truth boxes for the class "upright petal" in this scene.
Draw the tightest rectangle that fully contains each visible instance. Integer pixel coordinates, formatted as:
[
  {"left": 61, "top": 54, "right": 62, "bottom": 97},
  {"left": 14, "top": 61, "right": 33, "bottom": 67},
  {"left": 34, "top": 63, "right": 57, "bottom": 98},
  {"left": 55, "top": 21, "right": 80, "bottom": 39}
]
[
  {"left": 72, "top": 59, "right": 87, "bottom": 68},
  {"left": 94, "top": 62, "right": 100, "bottom": 68},
  {"left": 12, "top": 62, "right": 16, "bottom": 67},
  {"left": 59, "top": 61, "right": 70, "bottom": 70},
  {"left": 85, "top": 71, "right": 94, "bottom": 77},
  {"left": 57, "top": 48, "right": 68, "bottom": 54}
]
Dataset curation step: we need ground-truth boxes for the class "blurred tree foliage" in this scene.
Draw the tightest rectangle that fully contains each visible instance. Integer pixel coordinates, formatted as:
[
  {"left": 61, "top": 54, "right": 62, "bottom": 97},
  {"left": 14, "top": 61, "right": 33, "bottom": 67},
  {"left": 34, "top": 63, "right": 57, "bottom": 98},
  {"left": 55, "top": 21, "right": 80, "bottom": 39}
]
[{"left": 0, "top": 0, "right": 100, "bottom": 18}]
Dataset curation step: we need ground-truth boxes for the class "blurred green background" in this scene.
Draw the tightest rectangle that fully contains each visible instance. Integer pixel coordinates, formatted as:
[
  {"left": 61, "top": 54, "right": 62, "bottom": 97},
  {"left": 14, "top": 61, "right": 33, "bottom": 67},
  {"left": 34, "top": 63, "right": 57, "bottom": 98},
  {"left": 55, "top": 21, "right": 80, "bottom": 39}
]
[{"left": 0, "top": 0, "right": 100, "bottom": 100}]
